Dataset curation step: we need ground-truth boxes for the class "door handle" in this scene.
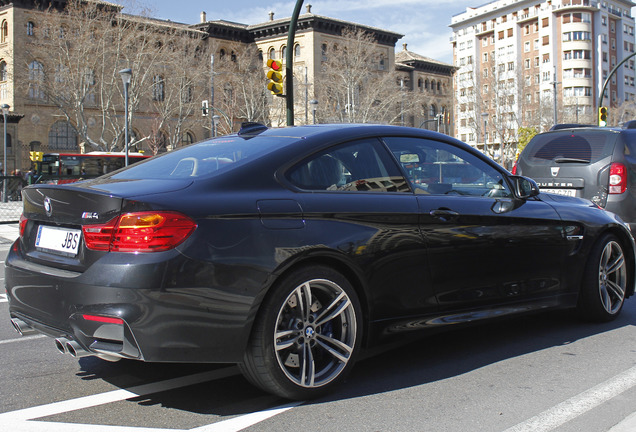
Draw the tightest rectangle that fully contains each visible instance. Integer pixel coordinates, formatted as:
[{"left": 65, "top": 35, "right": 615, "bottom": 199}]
[{"left": 429, "top": 209, "right": 459, "bottom": 221}]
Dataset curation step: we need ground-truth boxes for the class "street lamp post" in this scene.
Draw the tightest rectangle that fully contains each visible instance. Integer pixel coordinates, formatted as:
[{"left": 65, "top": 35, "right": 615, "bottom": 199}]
[
  {"left": 1, "top": 104, "right": 9, "bottom": 203},
  {"left": 119, "top": 68, "right": 132, "bottom": 166},
  {"left": 309, "top": 99, "right": 318, "bottom": 124},
  {"left": 481, "top": 112, "right": 488, "bottom": 154},
  {"left": 212, "top": 115, "right": 220, "bottom": 137}
]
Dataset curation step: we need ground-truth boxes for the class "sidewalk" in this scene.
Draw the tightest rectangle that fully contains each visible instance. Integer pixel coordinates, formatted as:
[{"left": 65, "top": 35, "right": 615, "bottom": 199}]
[{"left": 0, "top": 223, "right": 19, "bottom": 245}]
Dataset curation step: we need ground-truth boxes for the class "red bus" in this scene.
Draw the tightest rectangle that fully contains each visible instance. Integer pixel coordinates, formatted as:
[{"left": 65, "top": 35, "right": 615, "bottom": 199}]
[{"left": 35, "top": 152, "right": 150, "bottom": 184}]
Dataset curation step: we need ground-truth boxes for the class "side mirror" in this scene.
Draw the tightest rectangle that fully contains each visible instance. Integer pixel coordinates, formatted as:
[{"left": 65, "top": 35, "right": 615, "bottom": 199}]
[{"left": 510, "top": 175, "right": 540, "bottom": 199}]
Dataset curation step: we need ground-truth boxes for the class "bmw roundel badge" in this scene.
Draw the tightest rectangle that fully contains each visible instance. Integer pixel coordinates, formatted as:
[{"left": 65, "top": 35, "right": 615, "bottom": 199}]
[{"left": 44, "top": 197, "right": 52, "bottom": 217}]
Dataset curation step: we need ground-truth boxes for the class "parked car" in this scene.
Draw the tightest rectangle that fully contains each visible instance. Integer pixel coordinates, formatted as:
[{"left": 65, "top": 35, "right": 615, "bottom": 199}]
[
  {"left": 6, "top": 123, "right": 635, "bottom": 400},
  {"left": 516, "top": 125, "right": 636, "bottom": 231}
]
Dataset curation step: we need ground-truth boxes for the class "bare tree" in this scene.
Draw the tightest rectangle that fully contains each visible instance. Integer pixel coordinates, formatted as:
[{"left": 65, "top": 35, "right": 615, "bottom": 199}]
[
  {"left": 213, "top": 44, "right": 269, "bottom": 134},
  {"left": 22, "top": 0, "right": 209, "bottom": 152},
  {"left": 315, "top": 27, "right": 406, "bottom": 124}
]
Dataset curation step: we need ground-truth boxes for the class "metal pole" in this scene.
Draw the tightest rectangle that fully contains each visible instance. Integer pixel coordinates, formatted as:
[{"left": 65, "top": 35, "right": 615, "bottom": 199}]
[
  {"left": 124, "top": 81, "right": 129, "bottom": 167},
  {"left": 305, "top": 67, "right": 308, "bottom": 125},
  {"left": 285, "top": 0, "right": 304, "bottom": 126},
  {"left": 2, "top": 108, "right": 6, "bottom": 203},
  {"left": 553, "top": 66, "right": 558, "bottom": 126},
  {"left": 211, "top": 54, "right": 215, "bottom": 137}
]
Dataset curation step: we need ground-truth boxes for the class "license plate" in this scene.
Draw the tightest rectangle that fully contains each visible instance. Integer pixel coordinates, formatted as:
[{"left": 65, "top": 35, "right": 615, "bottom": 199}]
[
  {"left": 35, "top": 225, "right": 82, "bottom": 256},
  {"left": 541, "top": 188, "right": 576, "bottom": 197}
]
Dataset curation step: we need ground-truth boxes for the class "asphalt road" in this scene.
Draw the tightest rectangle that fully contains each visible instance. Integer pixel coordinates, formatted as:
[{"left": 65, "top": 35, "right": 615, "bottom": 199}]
[{"left": 1, "top": 234, "right": 636, "bottom": 431}]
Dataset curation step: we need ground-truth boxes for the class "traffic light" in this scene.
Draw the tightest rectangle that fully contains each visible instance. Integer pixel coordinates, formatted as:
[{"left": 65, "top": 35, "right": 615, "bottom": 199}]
[
  {"left": 201, "top": 100, "right": 209, "bottom": 117},
  {"left": 599, "top": 106, "right": 608, "bottom": 127},
  {"left": 266, "top": 59, "right": 283, "bottom": 95}
]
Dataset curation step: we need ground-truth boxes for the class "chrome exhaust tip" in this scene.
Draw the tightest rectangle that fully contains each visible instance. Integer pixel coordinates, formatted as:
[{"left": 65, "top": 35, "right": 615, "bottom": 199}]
[
  {"left": 65, "top": 340, "right": 93, "bottom": 358},
  {"left": 55, "top": 338, "right": 69, "bottom": 354},
  {"left": 10, "top": 318, "right": 36, "bottom": 336}
]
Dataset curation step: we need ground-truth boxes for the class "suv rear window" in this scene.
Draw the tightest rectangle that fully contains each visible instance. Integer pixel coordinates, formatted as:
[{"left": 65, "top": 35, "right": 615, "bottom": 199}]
[{"left": 524, "top": 131, "right": 617, "bottom": 164}]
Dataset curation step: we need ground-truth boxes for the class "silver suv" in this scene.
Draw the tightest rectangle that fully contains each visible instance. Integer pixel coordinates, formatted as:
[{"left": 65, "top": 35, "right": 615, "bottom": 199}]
[{"left": 516, "top": 126, "right": 636, "bottom": 229}]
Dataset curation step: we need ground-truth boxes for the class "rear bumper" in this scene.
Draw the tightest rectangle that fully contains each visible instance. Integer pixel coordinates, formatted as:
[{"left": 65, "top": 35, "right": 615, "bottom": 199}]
[{"left": 5, "top": 241, "right": 255, "bottom": 363}]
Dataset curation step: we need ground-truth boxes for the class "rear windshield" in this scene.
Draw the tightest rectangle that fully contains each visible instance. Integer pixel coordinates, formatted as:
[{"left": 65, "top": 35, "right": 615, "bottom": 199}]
[
  {"left": 109, "top": 135, "right": 289, "bottom": 180},
  {"left": 523, "top": 131, "right": 617, "bottom": 164}
]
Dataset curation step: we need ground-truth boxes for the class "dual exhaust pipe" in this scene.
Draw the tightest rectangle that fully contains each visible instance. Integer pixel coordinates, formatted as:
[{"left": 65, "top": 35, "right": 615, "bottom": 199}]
[
  {"left": 12, "top": 317, "right": 118, "bottom": 361},
  {"left": 10, "top": 318, "right": 92, "bottom": 358},
  {"left": 55, "top": 337, "right": 92, "bottom": 358}
]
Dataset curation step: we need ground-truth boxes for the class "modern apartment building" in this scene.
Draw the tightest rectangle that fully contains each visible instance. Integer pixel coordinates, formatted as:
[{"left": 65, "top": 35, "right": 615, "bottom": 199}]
[{"left": 450, "top": 0, "right": 636, "bottom": 165}]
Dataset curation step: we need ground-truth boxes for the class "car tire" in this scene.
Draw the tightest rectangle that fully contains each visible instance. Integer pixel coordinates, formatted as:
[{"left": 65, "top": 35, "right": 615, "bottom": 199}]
[
  {"left": 240, "top": 265, "right": 362, "bottom": 400},
  {"left": 577, "top": 234, "right": 627, "bottom": 322}
]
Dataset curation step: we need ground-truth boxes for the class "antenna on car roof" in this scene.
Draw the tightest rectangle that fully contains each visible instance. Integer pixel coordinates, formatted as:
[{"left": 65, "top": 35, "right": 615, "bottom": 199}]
[{"left": 238, "top": 122, "right": 268, "bottom": 136}]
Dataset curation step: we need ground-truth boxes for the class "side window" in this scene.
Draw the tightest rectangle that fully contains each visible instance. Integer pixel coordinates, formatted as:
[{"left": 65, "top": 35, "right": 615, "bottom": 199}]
[
  {"left": 383, "top": 137, "right": 512, "bottom": 198},
  {"left": 287, "top": 138, "right": 410, "bottom": 192}
]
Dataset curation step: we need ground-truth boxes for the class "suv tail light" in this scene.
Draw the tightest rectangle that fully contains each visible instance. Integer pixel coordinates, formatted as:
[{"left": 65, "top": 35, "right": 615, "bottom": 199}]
[
  {"left": 19, "top": 214, "right": 27, "bottom": 238},
  {"left": 83, "top": 211, "right": 197, "bottom": 252},
  {"left": 609, "top": 163, "right": 627, "bottom": 194}
]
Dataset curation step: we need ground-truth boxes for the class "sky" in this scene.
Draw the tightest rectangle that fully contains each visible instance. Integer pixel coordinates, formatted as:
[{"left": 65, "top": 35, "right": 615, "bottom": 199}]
[{"left": 113, "top": 0, "right": 480, "bottom": 65}]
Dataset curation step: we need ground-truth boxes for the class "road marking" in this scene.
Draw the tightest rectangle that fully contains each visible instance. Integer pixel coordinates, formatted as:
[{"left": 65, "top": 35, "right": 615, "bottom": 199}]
[
  {"left": 0, "top": 293, "right": 7, "bottom": 302},
  {"left": 0, "top": 367, "right": 241, "bottom": 422},
  {"left": 504, "top": 364, "right": 636, "bottom": 432},
  {"left": 1, "top": 401, "right": 302, "bottom": 432},
  {"left": 0, "top": 334, "right": 46, "bottom": 345},
  {"left": 0, "top": 364, "right": 301, "bottom": 432}
]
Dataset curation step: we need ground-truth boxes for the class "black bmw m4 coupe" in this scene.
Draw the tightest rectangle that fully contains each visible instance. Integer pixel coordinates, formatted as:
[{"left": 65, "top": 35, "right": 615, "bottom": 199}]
[{"left": 6, "top": 123, "right": 635, "bottom": 399}]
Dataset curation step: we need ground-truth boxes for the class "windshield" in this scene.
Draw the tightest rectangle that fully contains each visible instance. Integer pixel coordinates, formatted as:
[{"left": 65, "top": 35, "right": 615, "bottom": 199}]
[
  {"left": 110, "top": 135, "right": 289, "bottom": 180},
  {"left": 523, "top": 130, "right": 617, "bottom": 164}
]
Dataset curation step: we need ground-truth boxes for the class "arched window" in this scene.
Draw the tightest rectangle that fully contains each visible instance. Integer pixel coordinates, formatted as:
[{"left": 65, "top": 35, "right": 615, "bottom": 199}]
[
  {"left": 417, "top": 78, "right": 423, "bottom": 90},
  {"left": 294, "top": 44, "right": 301, "bottom": 57},
  {"left": 49, "top": 121, "right": 78, "bottom": 151},
  {"left": 429, "top": 105, "right": 437, "bottom": 117},
  {"left": 181, "top": 131, "right": 194, "bottom": 147},
  {"left": 152, "top": 75, "right": 165, "bottom": 101},
  {"left": 1, "top": 20, "right": 8, "bottom": 43},
  {"left": 281, "top": 46, "right": 286, "bottom": 60},
  {"left": 0, "top": 61, "right": 7, "bottom": 81},
  {"left": 219, "top": 49, "right": 226, "bottom": 60},
  {"left": 425, "top": 79, "right": 429, "bottom": 90},
  {"left": 28, "top": 60, "right": 45, "bottom": 100},
  {"left": 321, "top": 43, "right": 327, "bottom": 61},
  {"left": 431, "top": 80, "right": 436, "bottom": 92},
  {"left": 268, "top": 47, "right": 275, "bottom": 60},
  {"left": 26, "top": 21, "right": 34, "bottom": 36},
  {"left": 437, "top": 82, "right": 441, "bottom": 91},
  {"left": 231, "top": 51, "right": 236, "bottom": 62},
  {"left": 379, "top": 56, "right": 385, "bottom": 70},
  {"left": 258, "top": 50, "right": 263, "bottom": 61}
]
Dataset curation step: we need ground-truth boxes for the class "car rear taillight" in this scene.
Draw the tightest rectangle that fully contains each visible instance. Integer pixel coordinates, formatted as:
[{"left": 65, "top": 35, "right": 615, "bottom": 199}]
[
  {"left": 83, "top": 211, "right": 197, "bottom": 252},
  {"left": 82, "top": 314, "right": 124, "bottom": 325},
  {"left": 609, "top": 163, "right": 627, "bottom": 194},
  {"left": 19, "top": 214, "right": 27, "bottom": 238}
]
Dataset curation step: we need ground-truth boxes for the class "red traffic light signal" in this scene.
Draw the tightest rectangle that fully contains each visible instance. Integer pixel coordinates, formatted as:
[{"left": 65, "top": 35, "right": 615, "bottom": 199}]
[{"left": 266, "top": 59, "right": 284, "bottom": 95}]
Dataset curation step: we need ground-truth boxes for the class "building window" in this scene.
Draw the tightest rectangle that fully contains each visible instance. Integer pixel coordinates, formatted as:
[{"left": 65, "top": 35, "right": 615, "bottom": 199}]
[
  {"left": 281, "top": 46, "right": 286, "bottom": 60},
  {"left": 542, "top": 35, "right": 549, "bottom": 45},
  {"left": 294, "top": 44, "right": 301, "bottom": 57},
  {"left": 49, "top": 121, "right": 78, "bottom": 151},
  {"left": 181, "top": 132, "right": 194, "bottom": 147},
  {"left": 321, "top": 43, "right": 327, "bottom": 61},
  {"left": 379, "top": 56, "right": 385, "bottom": 70},
  {"left": 152, "top": 75, "right": 165, "bottom": 102},
  {"left": 28, "top": 60, "right": 45, "bottom": 100},
  {"left": 26, "top": 21, "right": 34, "bottom": 37},
  {"left": 542, "top": 17, "right": 549, "bottom": 28},
  {"left": 0, "top": 20, "right": 7, "bottom": 44},
  {"left": 268, "top": 47, "right": 275, "bottom": 60}
]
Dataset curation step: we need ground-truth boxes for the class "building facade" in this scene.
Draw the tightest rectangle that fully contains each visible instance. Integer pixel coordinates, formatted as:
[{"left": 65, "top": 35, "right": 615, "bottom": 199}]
[{"left": 451, "top": 0, "right": 636, "bottom": 165}]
